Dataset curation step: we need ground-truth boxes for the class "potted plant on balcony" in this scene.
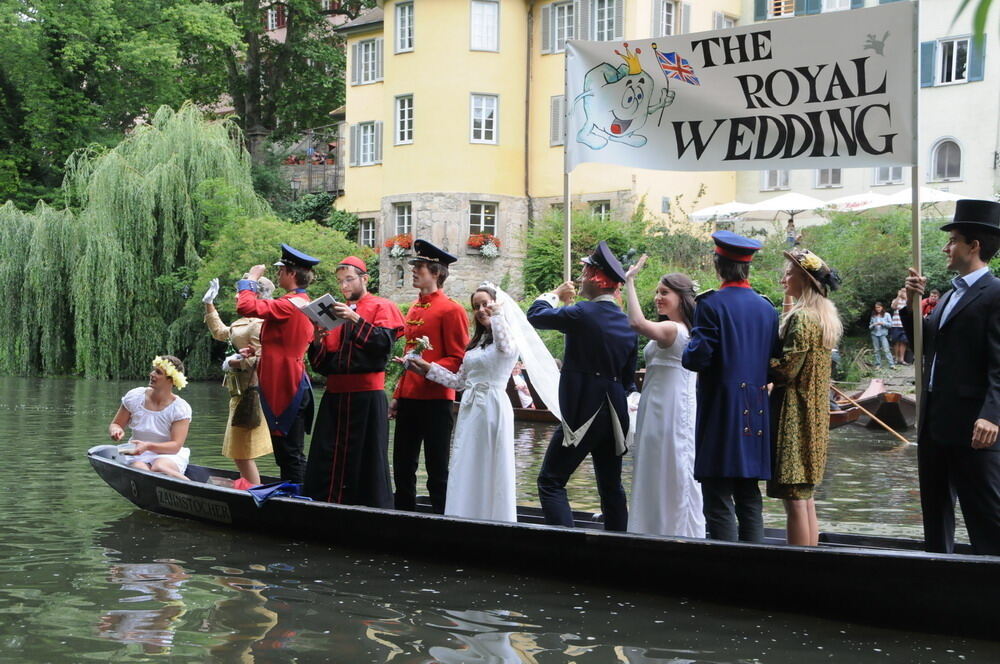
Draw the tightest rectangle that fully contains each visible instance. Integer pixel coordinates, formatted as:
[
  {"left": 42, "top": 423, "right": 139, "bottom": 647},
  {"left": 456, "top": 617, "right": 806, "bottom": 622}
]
[
  {"left": 467, "top": 233, "right": 501, "bottom": 259},
  {"left": 384, "top": 233, "right": 413, "bottom": 259}
]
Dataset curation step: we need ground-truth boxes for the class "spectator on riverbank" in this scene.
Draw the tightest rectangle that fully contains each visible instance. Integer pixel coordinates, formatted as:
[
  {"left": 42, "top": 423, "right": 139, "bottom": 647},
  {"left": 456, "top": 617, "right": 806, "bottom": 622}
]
[
  {"left": 109, "top": 356, "right": 192, "bottom": 481},
  {"left": 868, "top": 302, "right": 894, "bottom": 369},
  {"left": 921, "top": 289, "right": 940, "bottom": 318},
  {"left": 769, "top": 248, "right": 843, "bottom": 546},
  {"left": 890, "top": 289, "right": 909, "bottom": 366}
]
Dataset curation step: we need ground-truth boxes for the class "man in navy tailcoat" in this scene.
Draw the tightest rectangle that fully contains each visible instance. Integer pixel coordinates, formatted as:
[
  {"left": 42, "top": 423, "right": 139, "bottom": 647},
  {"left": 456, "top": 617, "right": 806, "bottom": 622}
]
[
  {"left": 528, "top": 241, "right": 638, "bottom": 531},
  {"left": 682, "top": 231, "right": 779, "bottom": 542}
]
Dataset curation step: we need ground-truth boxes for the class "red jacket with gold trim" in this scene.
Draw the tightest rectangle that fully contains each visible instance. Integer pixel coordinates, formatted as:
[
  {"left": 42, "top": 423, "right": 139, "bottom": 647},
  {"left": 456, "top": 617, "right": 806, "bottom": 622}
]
[
  {"left": 393, "top": 290, "right": 469, "bottom": 401},
  {"left": 237, "top": 289, "right": 313, "bottom": 435}
]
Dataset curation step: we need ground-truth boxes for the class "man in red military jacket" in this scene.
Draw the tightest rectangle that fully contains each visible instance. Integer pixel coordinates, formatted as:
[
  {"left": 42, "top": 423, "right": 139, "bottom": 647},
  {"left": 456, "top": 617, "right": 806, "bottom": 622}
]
[
  {"left": 391, "top": 240, "right": 470, "bottom": 513},
  {"left": 305, "top": 256, "right": 405, "bottom": 507},
  {"left": 237, "top": 243, "right": 318, "bottom": 483}
]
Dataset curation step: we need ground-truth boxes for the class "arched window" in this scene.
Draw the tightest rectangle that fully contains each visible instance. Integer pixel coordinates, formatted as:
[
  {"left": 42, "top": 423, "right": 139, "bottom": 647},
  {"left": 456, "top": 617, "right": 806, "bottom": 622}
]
[
  {"left": 932, "top": 139, "right": 962, "bottom": 181},
  {"left": 395, "top": 265, "right": 405, "bottom": 288}
]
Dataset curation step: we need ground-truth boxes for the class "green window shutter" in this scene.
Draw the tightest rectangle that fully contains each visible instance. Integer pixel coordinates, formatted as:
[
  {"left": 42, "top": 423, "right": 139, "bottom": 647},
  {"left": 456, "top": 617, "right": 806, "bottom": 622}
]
[
  {"left": 804, "top": 0, "right": 822, "bottom": 15},
  {"left": 969, "top": 36, "right": 986, "bottom": 82},
  {"left": 920, "top": 40, "right": 936, "bottom": 87},
  {"left": 851, "top": 0, "right": 864, "bottom": 8},
  {"left": 754, "top": 0, "right": 766, "bottom": 21}
]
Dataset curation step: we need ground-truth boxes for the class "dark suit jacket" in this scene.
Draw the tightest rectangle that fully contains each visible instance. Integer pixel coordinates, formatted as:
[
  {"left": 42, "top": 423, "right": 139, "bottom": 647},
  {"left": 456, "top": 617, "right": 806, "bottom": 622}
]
[
  {"left": 901, "top": 272, "right": 1000, "bottom": 448},
  {"left": 527, "top": 298, "right": 638, "bottom": 437}
]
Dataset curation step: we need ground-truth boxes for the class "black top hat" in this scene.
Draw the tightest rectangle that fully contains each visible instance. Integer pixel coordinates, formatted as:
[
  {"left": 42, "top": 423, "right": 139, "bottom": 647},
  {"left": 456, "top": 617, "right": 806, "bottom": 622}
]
[
  {"left": 273, "top": 243, "right": 320, "bottom": 268},
  {"left": 940, "top": 199, "right": 1000, "bottom": 234},
  {"left": 409, "top": 239, "right": 458, "bottom": 266},
  {"left": 581, "top": 241, "right": 627, "bottom": 283}
]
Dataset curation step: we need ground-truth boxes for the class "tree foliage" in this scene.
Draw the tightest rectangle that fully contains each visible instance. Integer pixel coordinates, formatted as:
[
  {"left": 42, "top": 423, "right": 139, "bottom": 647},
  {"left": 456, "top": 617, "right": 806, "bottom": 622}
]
[{"left": 0, "top": 0, "right": 240, "bottom": 207}]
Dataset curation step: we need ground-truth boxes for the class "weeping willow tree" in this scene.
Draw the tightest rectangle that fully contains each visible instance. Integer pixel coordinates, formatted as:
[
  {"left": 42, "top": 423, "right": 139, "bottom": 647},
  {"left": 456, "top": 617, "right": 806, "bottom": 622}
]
[{"left": 0, "top": 104, "right": 267, "bottom": 378}]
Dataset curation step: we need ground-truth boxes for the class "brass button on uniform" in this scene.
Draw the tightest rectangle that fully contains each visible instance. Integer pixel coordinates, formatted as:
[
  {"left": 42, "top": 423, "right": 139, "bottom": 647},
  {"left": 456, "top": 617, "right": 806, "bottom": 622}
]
[
  {"left": 756, "top": 430, "right": 763, "bottom": 436},
  {"left": 744, "top": 427, "right": 750, "bottom": 433},
  {"left": 740, "top": 382, "right": 747, "bottom": 388},
  {"left": 758, "top": 410, "right": 764, "bottom": 415},
  {"left": 743, "top": 409, "right": 749, "bottom": 415}
]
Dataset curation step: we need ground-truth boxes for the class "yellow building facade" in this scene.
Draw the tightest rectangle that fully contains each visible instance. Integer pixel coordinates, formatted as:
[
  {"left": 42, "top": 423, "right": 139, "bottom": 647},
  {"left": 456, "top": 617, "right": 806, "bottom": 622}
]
[{"left": 337, "top": 0, "right": 741, "bottom": 301}]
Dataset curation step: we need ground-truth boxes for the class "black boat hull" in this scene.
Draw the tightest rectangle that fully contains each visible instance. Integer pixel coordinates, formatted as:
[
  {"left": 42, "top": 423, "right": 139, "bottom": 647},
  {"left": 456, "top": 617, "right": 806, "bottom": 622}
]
[{"left": 89, "top": 449, "right": 1000, "bottom": 641}]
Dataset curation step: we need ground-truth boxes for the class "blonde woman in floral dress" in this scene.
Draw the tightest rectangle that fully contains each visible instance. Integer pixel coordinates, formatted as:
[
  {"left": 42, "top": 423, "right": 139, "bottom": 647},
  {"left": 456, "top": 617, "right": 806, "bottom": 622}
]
[{"left": 769, "top": 249, "right": 843, "bottom": 546}]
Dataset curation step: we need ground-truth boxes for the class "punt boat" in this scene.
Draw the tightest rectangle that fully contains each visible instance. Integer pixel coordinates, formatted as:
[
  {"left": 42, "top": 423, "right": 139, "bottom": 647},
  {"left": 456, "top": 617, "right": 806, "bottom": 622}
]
[{"left": 88, "top": 445, "right": 1000, "bottom": 641}]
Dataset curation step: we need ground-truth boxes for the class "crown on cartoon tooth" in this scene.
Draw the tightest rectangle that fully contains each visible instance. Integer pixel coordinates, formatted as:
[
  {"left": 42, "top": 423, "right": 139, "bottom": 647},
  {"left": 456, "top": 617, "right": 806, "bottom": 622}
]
[{"left": 614, "top": 42, "right": 643, "bottom": 75}]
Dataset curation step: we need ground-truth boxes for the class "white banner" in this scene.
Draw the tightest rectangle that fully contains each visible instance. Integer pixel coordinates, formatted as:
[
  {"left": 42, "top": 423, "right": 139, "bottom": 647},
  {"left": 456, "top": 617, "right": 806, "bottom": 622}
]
[{"left": 566, "top": 2, "right": 914, "bottom": 172}]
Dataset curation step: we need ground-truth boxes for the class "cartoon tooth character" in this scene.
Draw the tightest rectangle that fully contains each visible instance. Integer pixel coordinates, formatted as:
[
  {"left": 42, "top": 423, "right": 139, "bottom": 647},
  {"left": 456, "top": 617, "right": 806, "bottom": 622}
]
[{"left": 574, "top": 43, "right": 674, "bottom": 150}]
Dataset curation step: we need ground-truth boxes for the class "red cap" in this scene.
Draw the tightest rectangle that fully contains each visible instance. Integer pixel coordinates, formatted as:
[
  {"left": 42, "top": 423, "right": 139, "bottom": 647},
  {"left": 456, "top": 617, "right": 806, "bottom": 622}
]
[{"left": 337, "top": 256, "right": 368, "bottom": 273}]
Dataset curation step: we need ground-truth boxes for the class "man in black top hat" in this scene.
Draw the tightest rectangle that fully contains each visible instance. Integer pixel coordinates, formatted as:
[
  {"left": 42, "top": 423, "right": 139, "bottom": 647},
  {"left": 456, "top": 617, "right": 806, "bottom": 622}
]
[
  {"left": 391, "top": 240, "right": 470, "bottom": 513},
  {"left": 901, "top": 199, "right": 1000, "bottom": 555},
  {"left": 527, "top": 241, "right": 638, "bottom": 531}
]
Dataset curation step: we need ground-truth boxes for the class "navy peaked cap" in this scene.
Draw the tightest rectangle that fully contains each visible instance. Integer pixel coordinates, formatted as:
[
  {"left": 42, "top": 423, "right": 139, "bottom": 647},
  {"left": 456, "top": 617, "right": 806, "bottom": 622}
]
[
  {"left": 409, "top": 239, "right": 458, "bottom": 266},
  {"left": 581, "top": 240, "right": 627, "bottom": 283},
  {"left": 274, "top": 243, "right": 320, "bottom": 268}
]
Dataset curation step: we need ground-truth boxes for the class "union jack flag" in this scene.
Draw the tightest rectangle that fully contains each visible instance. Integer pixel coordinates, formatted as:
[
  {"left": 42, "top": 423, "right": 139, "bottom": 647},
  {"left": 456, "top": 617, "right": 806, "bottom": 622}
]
[{"left": 656, "top": 50, "right": 700, "bottom": 86}]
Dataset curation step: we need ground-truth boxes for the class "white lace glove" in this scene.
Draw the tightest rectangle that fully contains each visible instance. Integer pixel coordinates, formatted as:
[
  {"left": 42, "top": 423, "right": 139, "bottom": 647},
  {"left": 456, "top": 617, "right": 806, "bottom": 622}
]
[
  {"left": 222, "top": 353, "right": 242, "bottom": 373},
  {"left": 202, "top": 278, "right": 220, "bottom": 304}
]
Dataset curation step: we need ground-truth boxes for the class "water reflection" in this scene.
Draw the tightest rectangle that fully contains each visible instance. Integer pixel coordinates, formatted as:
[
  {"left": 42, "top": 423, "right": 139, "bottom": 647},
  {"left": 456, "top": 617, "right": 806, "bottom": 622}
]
[{"left": 96, "top": 562, "right": 189, "bottom": 654}]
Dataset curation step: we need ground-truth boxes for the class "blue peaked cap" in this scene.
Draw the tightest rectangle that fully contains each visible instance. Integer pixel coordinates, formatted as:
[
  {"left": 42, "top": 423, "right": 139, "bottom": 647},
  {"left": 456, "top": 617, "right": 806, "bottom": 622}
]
[{"left": 274, "top": 243, "right": 320, "bottom": 268}]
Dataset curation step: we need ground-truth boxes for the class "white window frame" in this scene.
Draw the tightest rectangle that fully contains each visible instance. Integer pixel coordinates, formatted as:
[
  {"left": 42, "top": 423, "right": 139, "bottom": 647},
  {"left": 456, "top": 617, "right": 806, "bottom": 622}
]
[
  {"left": 593, "top": 0, "right": 618, "bottom": 42},
  {"left": 815, "top": 168, "right": 842, "bottom": 189},
  {"left": 469, "top": 202, "right": 498, "bottom": 235},
  {"left": 395, "top": 2, "right": 414, "bottom": 53},
  {"left": 358, "top": 39, "right": 379, "bottom": 84},
  {"left": 320, "top": 0, "right": 335, "bottom": 11},
  {"left": 768, "top": 0, "right": 795, "bottom": 19},
  {"left": 395, "top": 95, "right": 413, "bottom": 145},
  {"left": 931, "top": 139, "right": 963, "bottom": 182},
  {"left": 937, "top": 37, "right": 970, "bottom": 85},
  {"left": 552, "top": 1, "right": 575, "bottom": 53},
  {"left": 761, "top": 170, "right": 790, "bottom": 191},
  {"left": 359, "top": 218, "right": 376, "bottom": 247},
  {"left": 265, "top": 8, "right": 279, "bottom": 31},
  {"left": 470, "top": 94, "right": 498, "bottom": 144},
  {"left": 660, "top": 1, "right": 677, "bottom": 37},
  {"left": 470, "top": 0, "right": 500, "bottom": 52},
  {"left": 713, "top": 12, "right": 736, "bottom": 30},
  {"left": 358, "top": 122, "right": 377, "bottom": 166},
  {"left": 821, "top": 0, "right": 851, "bottom": 12},
  {"left": 873, "top": 166, "right": 904, "bottom": 186},
  {"left": 394, "top": 202, "right": 413, "bottom": 236},
  {"left": 592, "top": 200, "right": 612, "bottom": 220}
]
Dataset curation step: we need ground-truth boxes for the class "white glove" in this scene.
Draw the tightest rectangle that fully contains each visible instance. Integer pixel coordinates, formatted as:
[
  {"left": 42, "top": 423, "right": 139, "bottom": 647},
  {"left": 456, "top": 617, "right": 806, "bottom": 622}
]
[
  {"left": 222, "top": 353, "right": 242, "bottom": 373},
  {"left": 202, "top": 278, "right": 220, "bottom": 304}
]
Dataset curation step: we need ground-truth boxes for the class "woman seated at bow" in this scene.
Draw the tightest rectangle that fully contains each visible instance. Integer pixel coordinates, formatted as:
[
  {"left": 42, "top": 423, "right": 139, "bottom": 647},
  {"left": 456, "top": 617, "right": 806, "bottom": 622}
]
[{"left": 109, "top": 356, "right": 193, "bottom": 480}]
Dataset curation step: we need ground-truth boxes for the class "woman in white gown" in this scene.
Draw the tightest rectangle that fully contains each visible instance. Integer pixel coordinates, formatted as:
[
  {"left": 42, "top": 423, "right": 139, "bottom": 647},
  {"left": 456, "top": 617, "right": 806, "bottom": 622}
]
[
  {"left": 624, "top": 256, "right": 705, "bottom": 538},
  {"left": 404, "top": 285, "right": 518, "bottom": 522}
]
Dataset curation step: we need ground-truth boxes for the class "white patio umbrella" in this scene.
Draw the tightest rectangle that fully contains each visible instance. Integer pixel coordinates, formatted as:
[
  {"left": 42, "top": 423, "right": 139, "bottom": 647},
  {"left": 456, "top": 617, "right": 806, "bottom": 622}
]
[
  {"left": 689, "top": 201, "right": 753, "bottom": 221},
  {"left": 822, "top": 192, "right": 893, "bottom": 212},
  {"left": 744, "top": 192, "right": 827, "bottom": 224},
  {"left": 880, "top": 186, "right": 964, "bottom": 206}
]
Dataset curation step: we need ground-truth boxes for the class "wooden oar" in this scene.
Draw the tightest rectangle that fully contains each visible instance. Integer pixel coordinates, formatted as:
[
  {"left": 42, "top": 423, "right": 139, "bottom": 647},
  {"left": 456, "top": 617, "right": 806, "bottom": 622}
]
[{"left": 830, "top": 385, "right": 912, "bottom": 445}]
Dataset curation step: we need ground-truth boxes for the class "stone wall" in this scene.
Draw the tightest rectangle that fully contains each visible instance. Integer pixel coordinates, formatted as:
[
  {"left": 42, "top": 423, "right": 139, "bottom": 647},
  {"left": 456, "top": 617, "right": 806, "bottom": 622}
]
[{"left": 378, "top": 192, "right": 529, "bottom": 305}]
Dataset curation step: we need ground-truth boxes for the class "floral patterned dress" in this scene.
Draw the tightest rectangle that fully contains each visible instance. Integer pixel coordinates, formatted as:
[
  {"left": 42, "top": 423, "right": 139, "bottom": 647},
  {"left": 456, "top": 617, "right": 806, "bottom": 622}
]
[{"left": 767, "top": 310, "right": 831, "bottom": 500}]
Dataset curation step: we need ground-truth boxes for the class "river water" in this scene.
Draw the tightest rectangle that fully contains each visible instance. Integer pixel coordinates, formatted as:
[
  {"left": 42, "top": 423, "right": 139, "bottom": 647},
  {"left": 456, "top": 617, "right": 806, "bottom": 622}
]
[{"left": 1, "top": 376, "right": 996, "bottom": 662}]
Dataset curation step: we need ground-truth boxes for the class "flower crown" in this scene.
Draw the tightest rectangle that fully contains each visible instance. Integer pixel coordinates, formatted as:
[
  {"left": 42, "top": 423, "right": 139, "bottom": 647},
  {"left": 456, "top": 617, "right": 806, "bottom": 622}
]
[{"left": 152, "top": 356, "right": 187, "bottom": 390}]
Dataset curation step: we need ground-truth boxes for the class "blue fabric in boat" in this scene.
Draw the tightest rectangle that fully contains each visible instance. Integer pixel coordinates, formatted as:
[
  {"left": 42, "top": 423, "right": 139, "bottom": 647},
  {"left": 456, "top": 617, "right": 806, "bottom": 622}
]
[{"left": 247, "top": 481, "right": 312, "bottom": 507}]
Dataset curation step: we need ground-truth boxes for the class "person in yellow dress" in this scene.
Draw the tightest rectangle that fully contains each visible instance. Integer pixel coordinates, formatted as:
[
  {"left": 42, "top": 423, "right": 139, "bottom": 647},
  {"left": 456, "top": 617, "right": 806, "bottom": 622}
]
[
  {"left": 768, "top": 248, "right": 843, "bottom": 546},
  {"left": 203, "top": 277, "right": 274, "bottom": 485}
]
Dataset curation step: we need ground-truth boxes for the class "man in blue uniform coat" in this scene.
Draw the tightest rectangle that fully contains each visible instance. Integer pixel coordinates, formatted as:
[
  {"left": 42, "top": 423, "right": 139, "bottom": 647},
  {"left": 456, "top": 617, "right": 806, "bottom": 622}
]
[
  {"left": 528, "top": 241, "right": 638, "bottom": 531},
  {"left": 682, "top": 231, "right": 779, "bottom": 542}
]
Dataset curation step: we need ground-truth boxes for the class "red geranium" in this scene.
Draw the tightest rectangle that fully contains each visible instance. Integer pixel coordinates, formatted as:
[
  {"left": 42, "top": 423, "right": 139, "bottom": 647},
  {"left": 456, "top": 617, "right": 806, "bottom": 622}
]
[
  {"left": 384, "top": 233, "right": 413, "bottom": 249},
  {"left": 466, "top": 233, "right": 501, "bottom": 249}
]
